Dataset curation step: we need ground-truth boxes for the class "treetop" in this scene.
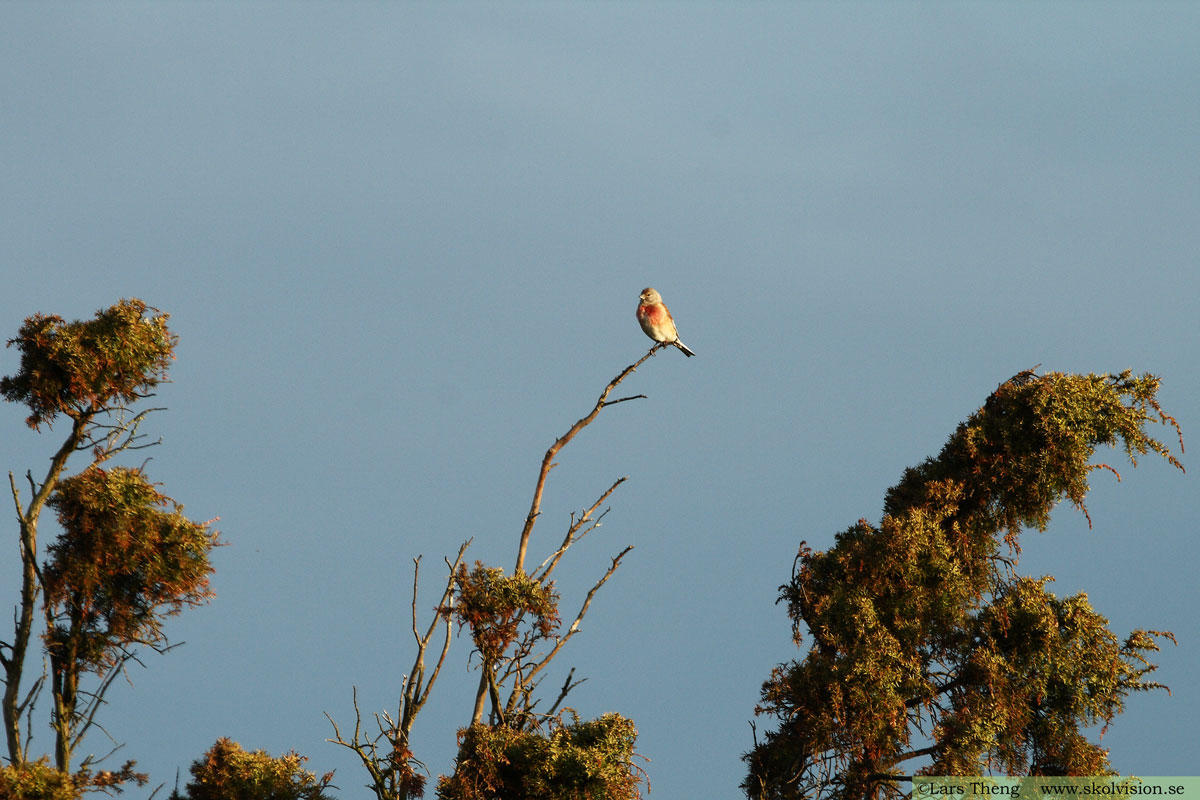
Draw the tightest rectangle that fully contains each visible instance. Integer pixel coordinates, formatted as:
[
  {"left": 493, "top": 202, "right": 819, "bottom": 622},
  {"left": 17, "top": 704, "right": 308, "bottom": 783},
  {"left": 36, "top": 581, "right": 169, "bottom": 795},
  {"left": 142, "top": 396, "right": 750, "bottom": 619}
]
[{"left": 1, "top": 298, "right": 174, "bottom": 430}]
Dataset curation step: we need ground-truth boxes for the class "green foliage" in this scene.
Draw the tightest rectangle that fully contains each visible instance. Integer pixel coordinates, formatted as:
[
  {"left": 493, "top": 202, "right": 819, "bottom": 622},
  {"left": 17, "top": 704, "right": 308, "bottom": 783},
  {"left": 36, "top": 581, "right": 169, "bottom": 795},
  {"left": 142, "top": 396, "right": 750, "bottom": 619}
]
[
  {"left": 36, "top": 466, "right": 219, "bottom": 772},
  {"left": 43, "top": 466, "right": 219, "bottom": 671},
  {"left": 0, "top": 758, "right": 148, "bottom": 800},
  {"left": 885, "top": 369, "right": 1184, "bottom": 549},
  {"left": 452, "top": 563, "right": 560, "bottom": 666},
  {"left": 745, "top": 371, "right": 1184, "bottom": 800},
  {"left": 331, "top": 352, "right": 643, "bottom": 800},
  {"left": 0, "top": 758, "right": 79, "bottom": 800},
  {"left": 940, "top": 577, "right": 1171, "bottom": 777},
  {"left": 1, "top": 299, "right": 207, "bottom": 773},
  {"left": 172, "top": 738, "right": 335, "bottom": 800},
  {"left": 0, "top": 298, "right": 174, "bottom": 430},
  {"left": 436, "top": 714, "right": 644, "bottom": 800}
]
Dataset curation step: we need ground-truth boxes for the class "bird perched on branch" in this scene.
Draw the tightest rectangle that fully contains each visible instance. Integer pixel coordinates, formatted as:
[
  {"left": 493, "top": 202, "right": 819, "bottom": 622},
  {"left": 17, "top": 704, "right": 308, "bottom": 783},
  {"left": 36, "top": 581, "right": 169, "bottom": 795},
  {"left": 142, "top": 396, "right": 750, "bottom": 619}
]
[{"left": 636, "top": 287, "right": 695, "bottom": 357}]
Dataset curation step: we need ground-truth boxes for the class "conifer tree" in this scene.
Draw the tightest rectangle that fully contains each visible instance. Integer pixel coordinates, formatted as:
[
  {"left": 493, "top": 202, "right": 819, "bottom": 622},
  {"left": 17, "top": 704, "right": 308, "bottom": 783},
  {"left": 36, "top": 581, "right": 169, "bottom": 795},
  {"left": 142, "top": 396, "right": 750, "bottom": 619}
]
[
  {"left": 2, "top": 299, "right": 218, "bottom": 784},
  {"left": 744, "top": 370, "right": 1184, "bottom": 800}
]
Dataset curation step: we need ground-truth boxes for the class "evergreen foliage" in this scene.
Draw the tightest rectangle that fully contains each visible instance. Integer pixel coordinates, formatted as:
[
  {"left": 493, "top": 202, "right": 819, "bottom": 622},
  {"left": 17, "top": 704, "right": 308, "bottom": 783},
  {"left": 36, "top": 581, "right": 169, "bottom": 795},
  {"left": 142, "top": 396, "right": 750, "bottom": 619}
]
[
  {"left": 744, "top": 370, "right": 1184, "bottom": 800},
  {"left": 171, "top": 738, "right": 336, "bottom": 800},
  {"left": 44, "top": 466, "right": 218, "bottom": 672},
  {"left": 0, "top": 758, "right": 79, "bottom": 800},
  {"left": 2, "top": 299, "right": 215, "bottom": 787},
  {"left": 0, "top": 298, "right": 173, "bottom": 430},
  {"left": 436, "top": 714, "right": 643, "bottom": 800}
]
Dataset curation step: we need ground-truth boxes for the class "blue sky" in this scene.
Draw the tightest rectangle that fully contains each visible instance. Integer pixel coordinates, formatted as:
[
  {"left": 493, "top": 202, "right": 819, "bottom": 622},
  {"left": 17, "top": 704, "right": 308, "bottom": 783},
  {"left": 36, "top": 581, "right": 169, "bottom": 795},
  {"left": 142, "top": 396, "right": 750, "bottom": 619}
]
[{"left": 2, "top": 3, "right": 1197, "bottom": 797}]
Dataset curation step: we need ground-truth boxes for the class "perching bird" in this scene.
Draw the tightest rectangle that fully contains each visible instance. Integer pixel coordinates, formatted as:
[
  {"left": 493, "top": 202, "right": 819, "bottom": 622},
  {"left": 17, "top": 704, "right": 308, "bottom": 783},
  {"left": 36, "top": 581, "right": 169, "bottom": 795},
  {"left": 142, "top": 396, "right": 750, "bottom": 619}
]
[{"left": 636, "top": 287, "right": 695, "bottom": 357}]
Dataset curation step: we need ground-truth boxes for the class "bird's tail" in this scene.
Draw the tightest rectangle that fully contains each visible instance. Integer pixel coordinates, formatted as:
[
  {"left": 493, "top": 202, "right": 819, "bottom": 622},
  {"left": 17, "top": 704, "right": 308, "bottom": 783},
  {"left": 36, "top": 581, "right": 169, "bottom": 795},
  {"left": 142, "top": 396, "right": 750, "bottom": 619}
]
[{"left": 675, "top": 340, "right": 696, "bottom": 357}]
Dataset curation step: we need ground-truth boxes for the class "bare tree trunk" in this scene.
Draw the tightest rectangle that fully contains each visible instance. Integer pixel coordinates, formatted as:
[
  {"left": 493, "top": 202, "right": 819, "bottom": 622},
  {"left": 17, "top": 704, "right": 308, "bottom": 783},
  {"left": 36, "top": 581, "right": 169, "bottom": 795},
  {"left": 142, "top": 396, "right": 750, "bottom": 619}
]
[{"left": 3, "top": 416, "right": 86, "bottom": 765}]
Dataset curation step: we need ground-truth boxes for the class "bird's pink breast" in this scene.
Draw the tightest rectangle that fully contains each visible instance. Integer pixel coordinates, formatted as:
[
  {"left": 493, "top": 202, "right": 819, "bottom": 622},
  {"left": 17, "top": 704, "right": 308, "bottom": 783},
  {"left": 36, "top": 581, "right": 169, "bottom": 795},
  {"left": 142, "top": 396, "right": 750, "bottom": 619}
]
[{"left": 637, "top": 304, "right": 664, "bottom": 323}]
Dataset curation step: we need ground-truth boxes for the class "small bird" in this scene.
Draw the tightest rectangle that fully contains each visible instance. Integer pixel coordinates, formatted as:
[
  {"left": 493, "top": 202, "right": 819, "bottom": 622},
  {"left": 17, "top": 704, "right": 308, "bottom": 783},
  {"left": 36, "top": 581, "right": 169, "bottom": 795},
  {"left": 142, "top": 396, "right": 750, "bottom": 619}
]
[{"left": 636, "top": 287, "right": 695, "bottom": 357}]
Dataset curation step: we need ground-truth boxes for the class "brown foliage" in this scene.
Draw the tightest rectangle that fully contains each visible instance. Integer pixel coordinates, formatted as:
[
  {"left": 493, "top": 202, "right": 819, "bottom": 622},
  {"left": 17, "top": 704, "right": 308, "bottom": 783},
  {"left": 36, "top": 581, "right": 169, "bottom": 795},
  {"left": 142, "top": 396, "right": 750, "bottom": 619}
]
[
  {"left": 43, "top": 467, "right": 219, "bottom": 670},
  {"left": 2, "top": 299, "right": 213, "bottom": 774},
  {"left": 0, "top": 298, "right": 174, "bottom": 430},
  {"left": 173, "top": 738, "right": 334, "bottom": 800},
  {"left": 437, "top": 714, "right": 644, "bottom": 800},
  {"left": 0, "top": 757, "right": 147, "bottom": 800},
  {"left": 453, "top": 563, "right": 560, "bottom": 666}
]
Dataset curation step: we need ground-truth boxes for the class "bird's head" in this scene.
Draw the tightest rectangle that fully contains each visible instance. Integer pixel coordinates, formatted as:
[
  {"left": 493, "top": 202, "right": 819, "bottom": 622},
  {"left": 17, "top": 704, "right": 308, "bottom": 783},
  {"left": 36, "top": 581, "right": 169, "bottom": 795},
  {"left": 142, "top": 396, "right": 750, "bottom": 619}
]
[{"left": 639, "top": 288, "right": 661, "bottom": 305}]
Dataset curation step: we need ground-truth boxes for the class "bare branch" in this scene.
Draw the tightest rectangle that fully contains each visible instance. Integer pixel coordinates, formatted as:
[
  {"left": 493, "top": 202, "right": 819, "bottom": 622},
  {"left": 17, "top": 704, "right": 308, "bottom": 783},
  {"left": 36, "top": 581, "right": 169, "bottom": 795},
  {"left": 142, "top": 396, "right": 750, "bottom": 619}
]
[
  {"left": 329, "top": 543, "right": 469, "bottom": 797},
  {"left": 409, "top": 558, "right": 422, "bottom": 642},
  {"left": 325, "top": 688, "right": 391, "bottom": 792},
  {"left": 75, "top": 735, "right": 127, "bottom": 773},
  {"left": 69, "top": 649, "right": 140, "bottom": 755},
  {"left": 327, "top": 685, "right": 432, "bottom": 799},
  {"left": 533, "top": 476, "right": 628, "bottom": 583},
  {"left": 4, "top": 413, "right": 88, "bottom": 764},
  {"left": 523, "top": 546, "right": 633, "bottom": 689},
  {"left": 80, "top": 406, "right": 165, "bottom": 464},
  {"left": 515, "top": 347, "right": 657, "bottom": 574},
  {"left": 401, "top": 540, "right": 469, "bottom": 735},
  {"left": 8, "top": 472, "right": 25, "bottom": 525},
  {"left": 545, "top": 667, "right": 587, "bottom": 718},
  {"left": 16, "top": 670, "right": 44, "bottom": 722},
  {"left": 601, "top": 394, "right": 648, "bottom": 408},
  {"left": 473, "top": 349, "right": 655, "bottom": 727}
]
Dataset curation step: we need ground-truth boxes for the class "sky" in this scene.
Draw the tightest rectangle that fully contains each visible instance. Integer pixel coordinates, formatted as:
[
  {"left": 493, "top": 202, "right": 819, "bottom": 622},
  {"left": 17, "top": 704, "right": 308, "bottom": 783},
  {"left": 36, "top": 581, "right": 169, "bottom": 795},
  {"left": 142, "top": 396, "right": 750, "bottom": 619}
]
[{"left": 1, "top": 3, "right": 1197, "bottom": 797}]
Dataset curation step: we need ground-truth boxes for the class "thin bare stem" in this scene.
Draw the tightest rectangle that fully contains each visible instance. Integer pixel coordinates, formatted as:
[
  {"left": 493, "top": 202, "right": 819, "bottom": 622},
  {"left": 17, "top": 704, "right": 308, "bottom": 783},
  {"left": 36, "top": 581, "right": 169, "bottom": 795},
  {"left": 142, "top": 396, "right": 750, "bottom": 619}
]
[
  {"left": 80, "top": 406, "right": 165, "bottom": 464},
  {"left": 545, "top": 667, "right": 587, "bottom": 718},
  {"left": 533, "top": 476, "right": 628, "bottom": 583},
  {"left": 328, "top": 542, "right": 469, "bottom": 799},
  {"left": 4, "top": 413, "right": 88, "bottom": 764},
  {"left": 401, "top": 540, "right": 469, "bottom": 735},
  {"left": 514, "top": 346, "right": 659, "bottom": 575},
  {"left": 505, "top": 545, "right": 633, "bottom": 719}
]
